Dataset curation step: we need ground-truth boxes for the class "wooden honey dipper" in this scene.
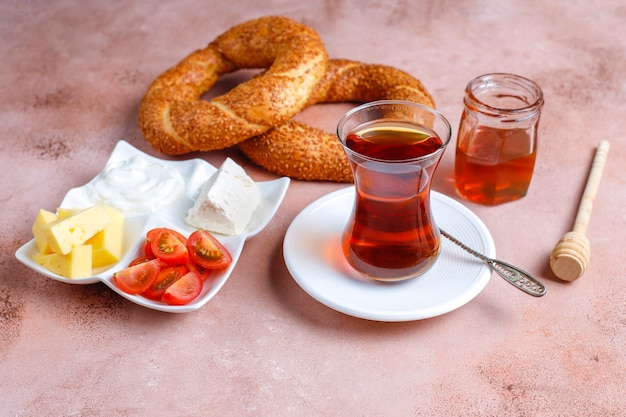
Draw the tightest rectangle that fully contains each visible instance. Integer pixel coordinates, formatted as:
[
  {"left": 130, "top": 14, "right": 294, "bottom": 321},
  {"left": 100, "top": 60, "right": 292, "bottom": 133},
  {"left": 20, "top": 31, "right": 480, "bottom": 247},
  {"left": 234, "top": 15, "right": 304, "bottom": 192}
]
[{"left": 550, "top": 140, "right": 610, "bottom": 281}]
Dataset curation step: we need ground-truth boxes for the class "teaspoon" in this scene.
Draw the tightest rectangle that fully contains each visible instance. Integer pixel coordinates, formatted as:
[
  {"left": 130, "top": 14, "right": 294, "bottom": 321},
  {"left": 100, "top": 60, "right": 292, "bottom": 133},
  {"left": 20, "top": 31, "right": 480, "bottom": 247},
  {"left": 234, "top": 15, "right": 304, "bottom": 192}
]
[{"left": 440, "top": 229, "right": 546, "bottom": 297}]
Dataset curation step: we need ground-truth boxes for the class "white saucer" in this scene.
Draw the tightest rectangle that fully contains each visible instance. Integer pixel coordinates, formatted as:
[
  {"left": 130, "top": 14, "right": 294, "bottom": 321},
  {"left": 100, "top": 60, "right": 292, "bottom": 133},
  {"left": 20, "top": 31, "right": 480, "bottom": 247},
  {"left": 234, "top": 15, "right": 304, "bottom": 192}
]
[
  {"left": 283, "top": 187, "right": 495, "bottom": 322},
  {"left": 15, "top": 140, "right": 290, "bottom": 313}
]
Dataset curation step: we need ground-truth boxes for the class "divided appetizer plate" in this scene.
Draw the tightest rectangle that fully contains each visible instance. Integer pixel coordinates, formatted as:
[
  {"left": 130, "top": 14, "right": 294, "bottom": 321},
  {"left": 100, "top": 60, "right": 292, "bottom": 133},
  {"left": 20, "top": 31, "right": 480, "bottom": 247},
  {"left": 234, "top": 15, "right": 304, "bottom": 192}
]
[
  {"left": 284, "top": 187, "right": 495, "bottom": 322},
  {"left": 15, "top": 140, "right": 290, "bottom": 313}
]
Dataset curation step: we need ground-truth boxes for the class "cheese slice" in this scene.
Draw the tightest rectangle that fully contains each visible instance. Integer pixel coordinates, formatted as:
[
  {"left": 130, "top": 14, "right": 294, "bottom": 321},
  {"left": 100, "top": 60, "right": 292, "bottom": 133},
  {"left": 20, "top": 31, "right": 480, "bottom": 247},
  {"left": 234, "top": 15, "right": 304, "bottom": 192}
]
[
  {"left": 32, "top": 209, "right": 58, "bottom": 254},
  {"left": 33, "top": 244, "right": 93, "bottom": 278},
  {"left": 185, "top": 158, "right": 260, "bottom": 235},
  {"left": 56, "top": 207, "right": 78, "bottom": 219},
  {"left": 85, "top": 205, "right": 124, "bottom": 267},
  {"left": 43, "top": 205, "right": 110, "bottom": 255}
]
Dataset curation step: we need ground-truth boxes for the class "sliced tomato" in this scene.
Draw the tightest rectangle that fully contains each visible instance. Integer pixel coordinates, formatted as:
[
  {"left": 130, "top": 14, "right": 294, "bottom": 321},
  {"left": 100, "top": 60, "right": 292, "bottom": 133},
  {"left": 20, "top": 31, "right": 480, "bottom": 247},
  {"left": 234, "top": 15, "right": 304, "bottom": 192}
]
[
  {"left": 142, "top": 265, "right": 188, "bottom": 301},
  {"left": 187, "top": 261, "right": 212, "bottom": 282},
  {"left": 129, "top": 255, "right": 154, "bottom": 267},
  {"left": 150, "top": 228, "right": 189, "bottom": 265},
  {"left": 145, "top": 228, "right": 187, "bottom": 259},
  {"left": 187, "top": 230, "right": 232, "bottom": 270},
  {"left": 161, "top": 270, "right": 202, "bottom": 305},
  {"left": 143, "top": 229, "right": 157, "bottom": 258},
  {"left": 112, "top": 259, "right": 161, "bottom": 295}
]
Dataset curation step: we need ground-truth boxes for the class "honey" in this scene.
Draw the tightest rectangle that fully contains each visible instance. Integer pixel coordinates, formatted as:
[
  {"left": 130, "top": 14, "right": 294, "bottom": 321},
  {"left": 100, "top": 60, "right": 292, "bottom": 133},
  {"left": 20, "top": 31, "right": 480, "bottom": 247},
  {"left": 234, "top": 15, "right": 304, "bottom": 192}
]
[{"left": 454, "top": 73, "right": 544, "bottom": 205}]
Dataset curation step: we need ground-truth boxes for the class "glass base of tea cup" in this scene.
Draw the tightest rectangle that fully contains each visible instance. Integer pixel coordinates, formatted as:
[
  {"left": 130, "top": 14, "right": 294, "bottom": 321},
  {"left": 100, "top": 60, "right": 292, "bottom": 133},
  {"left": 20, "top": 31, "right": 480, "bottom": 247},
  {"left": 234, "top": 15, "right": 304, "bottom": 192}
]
[{"left": 344, "top": 250, "right": 441, "bottom": 283}]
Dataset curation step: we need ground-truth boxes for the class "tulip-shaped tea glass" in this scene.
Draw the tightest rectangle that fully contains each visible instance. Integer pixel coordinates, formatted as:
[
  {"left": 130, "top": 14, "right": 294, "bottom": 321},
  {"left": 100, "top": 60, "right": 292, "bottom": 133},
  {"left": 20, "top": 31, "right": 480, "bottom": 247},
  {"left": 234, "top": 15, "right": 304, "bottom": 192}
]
[{"left": 337, "top": 100, "right": 452, "bottom": 282}]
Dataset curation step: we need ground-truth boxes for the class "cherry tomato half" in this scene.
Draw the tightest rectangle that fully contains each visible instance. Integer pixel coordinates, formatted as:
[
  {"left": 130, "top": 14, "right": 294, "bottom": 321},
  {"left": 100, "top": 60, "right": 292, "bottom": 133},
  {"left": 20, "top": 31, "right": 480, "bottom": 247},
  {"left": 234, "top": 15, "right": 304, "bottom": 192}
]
[
  {"left": 129, "top": 255, "right": 154, "bottom": 267},
  {"left": 186, "top": 261, "right": 212, "bottom": 282},
  {"left": 112, "top": 259, "right": 161, "bottom": 295},
  {"left": 187, "top": 230, "right": 232, "bottom": 270},
  {"left": 161, "top": 270, "right": 203, "bottom": 305},
  {"left": 150, "top": 228, "right": 189, "bottom": 266},
  {"left": 144, "top": 228, "right": 187, "bottom": 259},
  {"left": 142, "top": 265, "right": 189, "bottom": 301}
]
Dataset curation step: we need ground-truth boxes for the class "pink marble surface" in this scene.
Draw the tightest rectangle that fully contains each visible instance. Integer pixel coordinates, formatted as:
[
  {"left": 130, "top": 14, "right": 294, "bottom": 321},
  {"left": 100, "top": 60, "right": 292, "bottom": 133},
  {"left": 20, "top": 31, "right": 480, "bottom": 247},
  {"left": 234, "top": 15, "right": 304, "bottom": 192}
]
[{"left": 3, "top": 1, "right": 626, "bottom": 415}]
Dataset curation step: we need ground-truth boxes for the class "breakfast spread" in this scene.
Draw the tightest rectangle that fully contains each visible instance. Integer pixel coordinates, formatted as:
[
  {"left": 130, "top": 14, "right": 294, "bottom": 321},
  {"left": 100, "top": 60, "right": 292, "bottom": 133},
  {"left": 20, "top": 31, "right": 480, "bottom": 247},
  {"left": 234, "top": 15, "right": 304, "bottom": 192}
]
[
  {"left": 28, "top": 191, "right": 235, "bottom": 305},
  {"left": 185, "top": 158, "right": 260, "bottom": 235},
  {"left": 138, "top": 15, "right": 328, "bottom": 155},
  {"left": 31, "top": 204, "right": 124, "bottom": 278},
  {"left": 24, "top": 147, "right": 264, "bottom": 306},
  {"left": 137, "top": 17, "right": 435, "bottom": 182},
  {"left": 21, "top": 13, "right": 438, "bottom": 308},
  {"left": 84, "top": 155, "right": 185, "bottom": 216}
]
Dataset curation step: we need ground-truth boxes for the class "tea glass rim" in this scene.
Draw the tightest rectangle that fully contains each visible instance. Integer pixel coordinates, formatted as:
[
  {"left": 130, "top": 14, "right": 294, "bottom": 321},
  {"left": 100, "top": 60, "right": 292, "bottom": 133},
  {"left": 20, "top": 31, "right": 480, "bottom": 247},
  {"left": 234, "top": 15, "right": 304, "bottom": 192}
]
[{"left": 336, "top": 99, "right": 452, "bottom": 164}]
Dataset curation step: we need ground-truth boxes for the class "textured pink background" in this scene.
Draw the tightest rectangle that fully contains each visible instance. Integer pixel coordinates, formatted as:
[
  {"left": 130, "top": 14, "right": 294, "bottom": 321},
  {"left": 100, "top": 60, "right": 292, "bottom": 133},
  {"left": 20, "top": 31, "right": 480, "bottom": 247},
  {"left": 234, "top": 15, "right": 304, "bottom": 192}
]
[{"left": 2, "top": 1, "right": 625, "bottom": 416}]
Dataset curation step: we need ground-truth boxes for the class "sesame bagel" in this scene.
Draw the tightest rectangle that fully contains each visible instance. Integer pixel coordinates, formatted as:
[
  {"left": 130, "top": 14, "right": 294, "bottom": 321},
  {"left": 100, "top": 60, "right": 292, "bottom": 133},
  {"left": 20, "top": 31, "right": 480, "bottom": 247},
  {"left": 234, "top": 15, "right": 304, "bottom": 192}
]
[
  {"left": 138, "top": 16, "right": 328, "bottom": 155},
  {"left": 238, "top": 59, "right": 435, "bottom": 182}
]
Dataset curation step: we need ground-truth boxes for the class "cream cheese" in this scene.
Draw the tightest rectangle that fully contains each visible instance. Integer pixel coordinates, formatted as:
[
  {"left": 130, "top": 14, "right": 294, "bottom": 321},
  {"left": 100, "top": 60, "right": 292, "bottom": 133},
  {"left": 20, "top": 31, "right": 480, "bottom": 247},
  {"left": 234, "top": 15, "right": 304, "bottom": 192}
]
[
  {"left": 185, "top": 158, "right": 260, "bottom": 235},
  {"left": 85, "top": 155, "right": 185, "bottom": 216}
]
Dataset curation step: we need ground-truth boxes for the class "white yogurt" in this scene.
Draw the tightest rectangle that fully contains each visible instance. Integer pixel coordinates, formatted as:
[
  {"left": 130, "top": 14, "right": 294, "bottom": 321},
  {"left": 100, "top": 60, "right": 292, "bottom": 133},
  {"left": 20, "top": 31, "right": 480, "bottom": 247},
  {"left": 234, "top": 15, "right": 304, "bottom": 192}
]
[{"left": 85, "top": 156, "right": 185, "bottom": 215}]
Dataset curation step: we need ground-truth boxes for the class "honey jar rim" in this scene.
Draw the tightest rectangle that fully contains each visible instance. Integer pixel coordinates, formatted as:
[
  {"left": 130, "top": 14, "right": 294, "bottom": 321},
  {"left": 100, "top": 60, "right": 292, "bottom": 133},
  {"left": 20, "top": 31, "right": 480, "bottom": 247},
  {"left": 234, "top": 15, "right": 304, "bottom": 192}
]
[{"left": 464, "top": 73, "right": 544, "bottom": 118}]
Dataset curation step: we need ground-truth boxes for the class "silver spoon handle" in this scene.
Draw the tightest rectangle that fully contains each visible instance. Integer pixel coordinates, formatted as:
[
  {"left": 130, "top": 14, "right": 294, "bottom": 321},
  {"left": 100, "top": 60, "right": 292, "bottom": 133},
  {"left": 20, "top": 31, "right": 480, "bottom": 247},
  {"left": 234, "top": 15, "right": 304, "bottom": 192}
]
[
  {"left": 440, "top": 229, "right": 547, "bottom": 297},
  {"left": 486, "top": 258, "right": 547, "bottom": 297}
]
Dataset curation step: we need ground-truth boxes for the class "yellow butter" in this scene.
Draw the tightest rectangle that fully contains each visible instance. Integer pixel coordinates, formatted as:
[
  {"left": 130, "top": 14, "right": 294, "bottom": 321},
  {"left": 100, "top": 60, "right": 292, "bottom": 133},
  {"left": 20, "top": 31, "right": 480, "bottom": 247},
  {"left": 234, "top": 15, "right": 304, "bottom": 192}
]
[
  {"left": 32, "top": 209, "right": 58, "bottom": 254},
  {"left": 43, "top": 205, "right": 110, "bottom": 255},
  {"left": 33, "top": 244, "right": 93, "bottom": 278},
  {"left": 86, "top": 205, "right": 124, "bottom": 267}
]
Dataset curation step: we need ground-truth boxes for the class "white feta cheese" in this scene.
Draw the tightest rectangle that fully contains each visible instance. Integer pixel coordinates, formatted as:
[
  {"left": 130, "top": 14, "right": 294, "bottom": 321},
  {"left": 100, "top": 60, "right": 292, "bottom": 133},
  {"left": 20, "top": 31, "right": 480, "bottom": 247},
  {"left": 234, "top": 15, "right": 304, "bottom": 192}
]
[{"left": 185, "top": 158, "right": 260, "bottom": 235}]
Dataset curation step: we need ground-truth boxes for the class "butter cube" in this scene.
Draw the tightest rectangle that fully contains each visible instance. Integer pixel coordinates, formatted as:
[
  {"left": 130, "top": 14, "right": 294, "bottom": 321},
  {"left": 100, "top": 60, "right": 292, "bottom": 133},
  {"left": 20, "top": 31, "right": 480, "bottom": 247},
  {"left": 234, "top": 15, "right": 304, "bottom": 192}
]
[
  {"left": 86, "top": 205, "right": 124, "bottom": 267},
  {"left": 33, "top": 244, "right": 93, "bottom": 278},
  {"left": 32, "top": 209, "right": 58, "bottom": 254},
  {"left": 44, "top": 205, "right": 110, "bottom": 255}
]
